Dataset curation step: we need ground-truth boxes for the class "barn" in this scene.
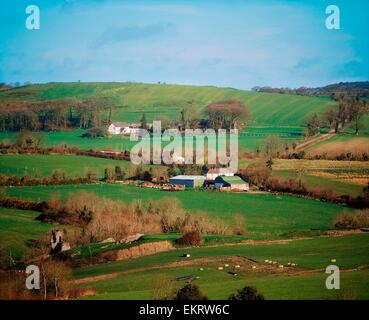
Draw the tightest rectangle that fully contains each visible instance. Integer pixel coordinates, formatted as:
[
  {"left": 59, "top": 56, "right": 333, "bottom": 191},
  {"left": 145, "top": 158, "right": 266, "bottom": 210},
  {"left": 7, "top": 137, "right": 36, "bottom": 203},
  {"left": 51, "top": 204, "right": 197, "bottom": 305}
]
[
  {"left": 169, "top": 175, "right": 205, "bottom": 189},
  {"left": 214, "top": 176, "right": 249, "bottom": 191}
]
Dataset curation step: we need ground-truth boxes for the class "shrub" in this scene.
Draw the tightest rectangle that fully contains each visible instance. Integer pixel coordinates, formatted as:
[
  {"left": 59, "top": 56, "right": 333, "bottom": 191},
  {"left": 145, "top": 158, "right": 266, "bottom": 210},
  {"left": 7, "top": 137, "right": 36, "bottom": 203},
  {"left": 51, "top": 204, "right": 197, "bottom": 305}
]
[
  {"left": 80, "top": 127, "right": 106, "bottom": 138},
  {"left": 228, "top": 285, "right": 265, "bottom": 300},
  {"left": 333, "top": 209, "right": 369, "bottom": 229},
  {"left": 174, "top": 284, "right": 207, "bottom": 300},
  {"left": 176, "top": 230, "right": 202, "bottom": 246}
]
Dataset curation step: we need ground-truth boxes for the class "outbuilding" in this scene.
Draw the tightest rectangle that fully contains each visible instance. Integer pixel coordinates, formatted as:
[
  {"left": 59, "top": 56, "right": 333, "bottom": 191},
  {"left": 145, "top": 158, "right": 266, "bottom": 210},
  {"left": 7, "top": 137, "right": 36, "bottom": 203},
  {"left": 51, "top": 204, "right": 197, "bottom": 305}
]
[
  {"left": 206, "top": 168, "right": 235, "bottom": 181},
  {"left": 169, "top": 175, "right": 205, "bottom": 189},
  {"left": 214, "top": 176, "right": 249, "bottom": 191}
]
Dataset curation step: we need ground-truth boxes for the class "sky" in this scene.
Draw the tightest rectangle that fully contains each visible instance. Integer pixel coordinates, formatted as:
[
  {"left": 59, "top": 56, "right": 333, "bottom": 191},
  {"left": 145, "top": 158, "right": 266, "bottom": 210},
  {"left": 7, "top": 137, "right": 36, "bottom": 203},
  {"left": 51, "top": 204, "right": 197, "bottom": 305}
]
[{"left": 0, "top": 0, "right": 368, "bottom": 89}]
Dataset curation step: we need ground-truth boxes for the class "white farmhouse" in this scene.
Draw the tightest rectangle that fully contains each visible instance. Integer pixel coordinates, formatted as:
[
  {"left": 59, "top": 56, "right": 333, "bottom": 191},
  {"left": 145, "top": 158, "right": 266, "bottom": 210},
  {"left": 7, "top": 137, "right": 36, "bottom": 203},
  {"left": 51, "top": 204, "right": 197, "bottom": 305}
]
[{"left": 108, "top": 122, "right": 131, "bottom": 135}]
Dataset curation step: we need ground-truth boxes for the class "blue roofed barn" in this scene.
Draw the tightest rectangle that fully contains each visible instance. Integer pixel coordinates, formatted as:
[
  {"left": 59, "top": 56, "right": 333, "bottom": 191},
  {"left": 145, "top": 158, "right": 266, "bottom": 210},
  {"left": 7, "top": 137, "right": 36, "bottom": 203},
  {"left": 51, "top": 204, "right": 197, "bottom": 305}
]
[{"left": 169, "top": 175, "right": 205, "bottom": 189}]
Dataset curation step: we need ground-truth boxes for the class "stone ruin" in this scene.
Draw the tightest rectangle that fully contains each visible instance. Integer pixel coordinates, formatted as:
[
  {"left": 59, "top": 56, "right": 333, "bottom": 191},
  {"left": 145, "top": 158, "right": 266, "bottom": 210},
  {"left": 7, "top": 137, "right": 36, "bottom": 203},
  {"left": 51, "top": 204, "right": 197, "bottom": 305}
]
[{"left": 50, "top": 230, "right": 71, "bottom": 255}]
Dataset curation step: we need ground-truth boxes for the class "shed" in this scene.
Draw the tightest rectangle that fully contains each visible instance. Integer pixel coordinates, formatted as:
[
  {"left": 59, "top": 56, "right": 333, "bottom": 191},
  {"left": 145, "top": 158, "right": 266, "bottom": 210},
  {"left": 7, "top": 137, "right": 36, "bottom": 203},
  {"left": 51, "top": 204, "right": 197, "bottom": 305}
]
[
  {"left": 206, "top": 168, "right": 235, "bottom": 181},
  {"left": 214, "top": 176, "right": 249, "bottom": 191},
  {"left": 169, "top": 175, "right": 205, "bottom": 189}
]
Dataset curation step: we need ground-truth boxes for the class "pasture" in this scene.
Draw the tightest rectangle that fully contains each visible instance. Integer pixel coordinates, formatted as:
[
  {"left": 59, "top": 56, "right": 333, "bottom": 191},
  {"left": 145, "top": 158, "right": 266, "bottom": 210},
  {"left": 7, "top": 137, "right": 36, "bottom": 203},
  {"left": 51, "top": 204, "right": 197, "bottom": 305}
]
[
  {"left": 4, "top": 183, "right": 348, "bottom": 237},
  {"left": 0, "top": 82, "right": 336, "bottom": 127},
  {"left": 0, "top": 126, "right": 303, "bottom": 153},
  {"left": 0, "top": 207, "right": 54, "bottom": 258},
  {"left": 73, "top": 233, "right": 369, "bottom": 299},
  {"left": 0, "top": 154, "right": 132, "bottom": 178}
]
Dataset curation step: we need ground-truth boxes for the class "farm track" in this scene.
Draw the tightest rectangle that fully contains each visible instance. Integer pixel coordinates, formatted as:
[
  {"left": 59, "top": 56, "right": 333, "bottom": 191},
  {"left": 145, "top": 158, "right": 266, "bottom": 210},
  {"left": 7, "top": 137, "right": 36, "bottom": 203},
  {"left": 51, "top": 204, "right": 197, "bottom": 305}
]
[{"left": 295, "top": 131, "right": 336, "bottom": 151}]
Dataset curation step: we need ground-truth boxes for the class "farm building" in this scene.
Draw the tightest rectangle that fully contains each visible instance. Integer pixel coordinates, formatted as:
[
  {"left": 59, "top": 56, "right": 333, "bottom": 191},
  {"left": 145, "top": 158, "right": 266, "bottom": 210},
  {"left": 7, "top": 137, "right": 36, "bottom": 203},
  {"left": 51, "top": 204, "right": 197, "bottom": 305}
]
[
  {"left": 108, "top": 122, "right": 142, "bottom": 135},
  {"left": 214, "top": 176, "right": 249, "bottom": 191},
  {"left": 206, "top": 168, "right": 235, "bottom": 181},
  {"left": 108, "top": 122, "right": 131, "bottom": 135},
  {"left": 169, "top": 175, "right": 205, "bottom": 189}
]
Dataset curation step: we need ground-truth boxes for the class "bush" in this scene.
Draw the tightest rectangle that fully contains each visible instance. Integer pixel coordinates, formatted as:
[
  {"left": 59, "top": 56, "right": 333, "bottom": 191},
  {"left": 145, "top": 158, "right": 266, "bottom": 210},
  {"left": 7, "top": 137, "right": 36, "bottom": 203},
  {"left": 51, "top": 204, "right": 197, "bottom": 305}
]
[
  {"left": 174, "top": 284, "right": 207, "bottom": 300},
  {"left": 80, "top": 127, "right": 106, "bottom": 138},
  {"left": 176, "top": 230, "right": 202, "bottom": 246},
  {"left": 228, "top": 285, "right": 265, "bottom": 300},
  {"left": 333, "top": 209, "right": 369, "bottom": 229}
]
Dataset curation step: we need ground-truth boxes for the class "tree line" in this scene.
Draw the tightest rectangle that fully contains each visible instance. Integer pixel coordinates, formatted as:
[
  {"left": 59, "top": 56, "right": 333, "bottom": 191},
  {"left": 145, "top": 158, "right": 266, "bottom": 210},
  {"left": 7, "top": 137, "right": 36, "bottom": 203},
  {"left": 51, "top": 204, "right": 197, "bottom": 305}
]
[
  {"left": 306, "top": 93, "right": 368, "bottom": 136},
  {"left": 0, "top": 96, "right": 115, "bottom": 131}
]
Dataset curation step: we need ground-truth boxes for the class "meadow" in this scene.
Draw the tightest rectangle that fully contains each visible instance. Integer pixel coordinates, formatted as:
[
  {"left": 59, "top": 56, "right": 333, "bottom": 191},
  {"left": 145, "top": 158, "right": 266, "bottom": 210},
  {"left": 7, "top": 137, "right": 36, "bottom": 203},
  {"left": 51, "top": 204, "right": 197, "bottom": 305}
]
[
  {"left": 0, "top": 82, "right": 336, "bottom": 126},
  {"left": 0, "top": 207, "right": 55, "bottom": 258},
  {"left": 73, "top": 233, "right": 369, "bottom": 300},
  {"left": 0, "top": 126, "right": 303, "bottom": 153},
  {"left": 0, "top": 154, "right": 132, "bottom": 178},
  {"left": 4, "top": 183, "right": 348, "bottom": 237}
]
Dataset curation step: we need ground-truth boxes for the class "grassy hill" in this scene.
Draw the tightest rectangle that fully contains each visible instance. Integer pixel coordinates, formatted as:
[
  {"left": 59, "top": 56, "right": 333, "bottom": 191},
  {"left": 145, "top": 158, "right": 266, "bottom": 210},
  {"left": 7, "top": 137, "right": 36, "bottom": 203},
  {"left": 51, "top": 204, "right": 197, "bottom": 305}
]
[{"left": 0, "top": 82, "right": 336, "bottom": 126}]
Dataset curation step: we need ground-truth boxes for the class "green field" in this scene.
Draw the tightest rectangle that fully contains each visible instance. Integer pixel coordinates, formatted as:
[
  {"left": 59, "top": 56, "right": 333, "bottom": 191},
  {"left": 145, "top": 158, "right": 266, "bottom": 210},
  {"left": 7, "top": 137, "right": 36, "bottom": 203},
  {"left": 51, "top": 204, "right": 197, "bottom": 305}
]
[
  {"left": 0, "top": 154, "right": 131, "bottom": 178},
  {"left": 4, "top": 184, "right": 348, "bottom": 237},
  {"left": 272, "top": 170, "right": 363, "bottom": 197},
  {"left": 0, "top": 126, "right": 304, "bottom": 153},
  {"left": 78, "top": 268, "right": 369, "bottom": 300},
  {"left": 73, "top": 233, "right": 369, "bottom": 300},
  {"left": 0, "top": 82, "right": 336, "bottom": 126},
  {"left": 0, "top": 207, "right": 54, "bottom": 258}
]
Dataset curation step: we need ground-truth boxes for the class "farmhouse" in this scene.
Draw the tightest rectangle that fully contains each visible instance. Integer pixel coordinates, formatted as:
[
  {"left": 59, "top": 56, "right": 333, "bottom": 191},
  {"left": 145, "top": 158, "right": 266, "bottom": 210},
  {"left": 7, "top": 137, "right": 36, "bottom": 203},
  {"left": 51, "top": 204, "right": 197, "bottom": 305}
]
[
  {"left": 214, "top": 176, "right": 249, "bottom": 191},
  {"left": 206, "top": 168, "right": 235, "bottom": 181},
  {"left": 169, "top": 175, "right": 205, "bottom": 189},
  {"left": 108, "top": 122, "right": 131, "bottom": 135}
]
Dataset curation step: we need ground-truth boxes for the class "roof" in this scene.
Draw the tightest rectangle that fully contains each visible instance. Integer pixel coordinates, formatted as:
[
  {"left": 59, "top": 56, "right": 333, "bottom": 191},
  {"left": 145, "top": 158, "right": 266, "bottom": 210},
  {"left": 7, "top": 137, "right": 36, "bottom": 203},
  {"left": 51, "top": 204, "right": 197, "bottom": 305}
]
[
  {"left": 170, "top": 175, "right": 205, "bottom": 180},
  {"left": 216, "top": 176, "right": 247, "bottom": 185},
  {"left": 207, "top": 168, "right": 234, "bottom": 174},
  {"left": 110, "top": 122, "right": 129, "bottom": 128}
]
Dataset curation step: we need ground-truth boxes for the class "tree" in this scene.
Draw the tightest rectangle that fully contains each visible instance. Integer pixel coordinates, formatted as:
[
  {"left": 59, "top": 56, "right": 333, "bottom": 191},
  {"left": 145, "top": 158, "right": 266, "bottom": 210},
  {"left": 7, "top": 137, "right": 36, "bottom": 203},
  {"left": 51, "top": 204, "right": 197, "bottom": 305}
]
[
  {"left": 347, "top": 98, "right": 368, "bottom": 135},
  {"left": 239, "top": 162, "right": 271, "bottom": 187},
  {"left": 81, "top": 127, "right": 106, "bottom": 138},
  {"left": 104, "top": 168, "right": 114, "bottom": 182},
  {"left": 114, "top": 166, "right": 126, "bottom": 180},
  {"left": 15, "top": 130, "right": 44, "bottom": 148},
  {"left": 266, "top": 157, "right": 274, "bottom": 170},
  {"left": 307, "top": 113, "right": 320, "bottom": 136},
  {"left": 40, "top": 260, "right": 71, "bottom": 299},
  {"left": 262, "top": 136, "right": 282, "bottom": 157},
  {"left": 174, "top": 284, "right": 207, "bottom": 300},
  {"left": 140, "top": 113, "right": 148, "bottom": 130},
  {"left": 206, "top": 100, "right": 249, "bottom": 130},
  {"left": 228, "top": 285, "right": 265, "bottom": 300}
]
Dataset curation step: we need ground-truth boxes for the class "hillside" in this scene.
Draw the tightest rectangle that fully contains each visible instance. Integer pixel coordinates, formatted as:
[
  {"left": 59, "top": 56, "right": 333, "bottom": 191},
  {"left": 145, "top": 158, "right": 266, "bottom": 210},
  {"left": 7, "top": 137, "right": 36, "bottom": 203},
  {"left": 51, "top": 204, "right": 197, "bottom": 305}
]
[{"left": 0, "top": 82, "right": 336, "bottom": 127}]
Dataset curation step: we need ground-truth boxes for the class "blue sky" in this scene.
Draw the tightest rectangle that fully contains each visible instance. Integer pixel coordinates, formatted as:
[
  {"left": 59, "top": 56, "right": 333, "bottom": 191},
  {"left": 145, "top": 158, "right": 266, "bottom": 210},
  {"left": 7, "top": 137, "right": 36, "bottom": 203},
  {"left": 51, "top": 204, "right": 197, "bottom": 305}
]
[{"left": 0, "top": 0, "right": 368, "bottom": 89}]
